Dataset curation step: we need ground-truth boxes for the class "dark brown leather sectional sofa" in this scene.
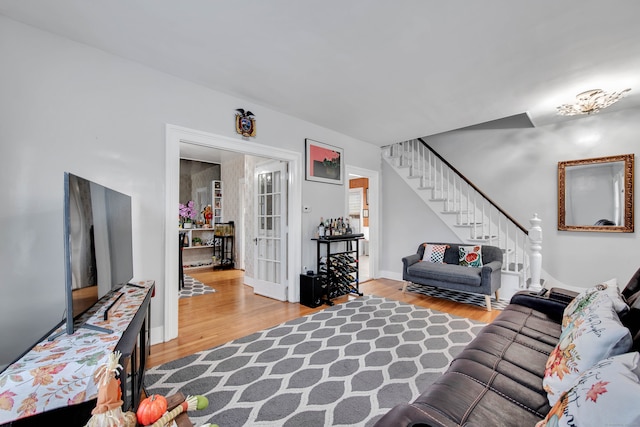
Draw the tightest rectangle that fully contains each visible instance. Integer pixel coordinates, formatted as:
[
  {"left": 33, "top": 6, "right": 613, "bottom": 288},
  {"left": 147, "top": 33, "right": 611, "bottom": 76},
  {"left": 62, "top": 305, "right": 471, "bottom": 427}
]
[{"left": 374, "top": 269, "right": 640, "bottom": 427}]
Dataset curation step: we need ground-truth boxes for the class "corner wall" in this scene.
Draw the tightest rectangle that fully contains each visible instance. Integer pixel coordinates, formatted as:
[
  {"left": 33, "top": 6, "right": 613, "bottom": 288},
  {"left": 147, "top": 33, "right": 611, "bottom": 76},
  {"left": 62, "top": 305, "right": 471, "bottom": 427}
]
[{"left": 0, "top": 16, "right": 381, "bottom": 368}]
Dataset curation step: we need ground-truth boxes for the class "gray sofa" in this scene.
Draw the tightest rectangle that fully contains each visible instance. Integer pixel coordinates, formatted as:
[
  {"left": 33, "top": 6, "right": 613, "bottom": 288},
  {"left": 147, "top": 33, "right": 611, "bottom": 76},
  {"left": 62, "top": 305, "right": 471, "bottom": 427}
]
[{"left": 402, "top": 242, "right": 503, "bottom": 311}]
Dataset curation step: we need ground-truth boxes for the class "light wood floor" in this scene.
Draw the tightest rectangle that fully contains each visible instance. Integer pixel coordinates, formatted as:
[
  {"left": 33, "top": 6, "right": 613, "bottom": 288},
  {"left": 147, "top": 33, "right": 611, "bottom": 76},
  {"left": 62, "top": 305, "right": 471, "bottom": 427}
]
[{"left": 148, "top": 269, "right": 501, "bottom": 368}]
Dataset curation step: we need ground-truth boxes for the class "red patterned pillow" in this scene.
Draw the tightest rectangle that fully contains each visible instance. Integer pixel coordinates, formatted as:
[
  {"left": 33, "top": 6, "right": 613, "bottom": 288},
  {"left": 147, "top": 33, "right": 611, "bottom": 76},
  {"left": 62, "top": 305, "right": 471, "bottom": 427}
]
[
  {"left": 459, "top": 245, "right": 483, "bottom": 267},
  {"left": 422, "top": 244, "right": 449, "bottom": 263}
]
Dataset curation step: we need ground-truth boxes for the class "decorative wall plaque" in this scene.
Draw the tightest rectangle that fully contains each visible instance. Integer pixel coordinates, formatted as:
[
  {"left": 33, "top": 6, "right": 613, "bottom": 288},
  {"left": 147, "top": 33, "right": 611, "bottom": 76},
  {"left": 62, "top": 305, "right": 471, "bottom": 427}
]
[{"left": 235, "top": 109, "right": 256, "bottom": 137}]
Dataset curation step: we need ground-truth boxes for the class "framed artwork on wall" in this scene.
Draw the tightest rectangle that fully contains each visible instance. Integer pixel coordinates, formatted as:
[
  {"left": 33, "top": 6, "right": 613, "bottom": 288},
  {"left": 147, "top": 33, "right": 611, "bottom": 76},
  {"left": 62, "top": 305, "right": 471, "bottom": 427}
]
[{"left": 305, "top": 138, "right": 344, "bottom": 185}]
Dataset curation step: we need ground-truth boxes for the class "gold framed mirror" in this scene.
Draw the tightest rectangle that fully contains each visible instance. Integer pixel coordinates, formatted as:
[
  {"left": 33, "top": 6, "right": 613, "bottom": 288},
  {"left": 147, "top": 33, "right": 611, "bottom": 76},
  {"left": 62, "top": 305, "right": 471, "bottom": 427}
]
[{"left": 558, "top": 154, "right": 634, "bottom": 232}]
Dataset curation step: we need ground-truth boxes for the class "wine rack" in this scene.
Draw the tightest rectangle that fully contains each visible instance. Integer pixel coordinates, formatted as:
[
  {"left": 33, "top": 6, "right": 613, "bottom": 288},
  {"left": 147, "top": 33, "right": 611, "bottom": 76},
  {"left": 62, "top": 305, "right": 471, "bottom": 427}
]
[{"left": 313, "top": 234, "right": 364, "bottom": 305}]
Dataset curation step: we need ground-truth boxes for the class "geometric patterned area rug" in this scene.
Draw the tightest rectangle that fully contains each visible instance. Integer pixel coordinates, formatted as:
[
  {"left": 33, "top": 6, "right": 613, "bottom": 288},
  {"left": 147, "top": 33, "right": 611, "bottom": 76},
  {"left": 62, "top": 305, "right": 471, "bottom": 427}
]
[
  {"left": 404, "top": 282, "right": 509, "bottom": 311},
  {"left": 144, "top": 295, "right": 485, "bottom": 426},
  {"left": 179, "top": 275, "right": 216, "bottom": 299}
]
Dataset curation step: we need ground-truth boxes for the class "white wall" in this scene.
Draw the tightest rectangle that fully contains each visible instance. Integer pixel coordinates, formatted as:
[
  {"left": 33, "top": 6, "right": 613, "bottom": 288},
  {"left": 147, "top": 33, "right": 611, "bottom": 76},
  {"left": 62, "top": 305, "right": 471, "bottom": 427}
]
[
  {"left": 0, "top": 16, "right": 381, "bottom": 367},
  {"left": 425, "top": 109, "right": 640, "bottom": 288},
  {"left": 379, "top": 160, "right": 460, "bottom": 279}
]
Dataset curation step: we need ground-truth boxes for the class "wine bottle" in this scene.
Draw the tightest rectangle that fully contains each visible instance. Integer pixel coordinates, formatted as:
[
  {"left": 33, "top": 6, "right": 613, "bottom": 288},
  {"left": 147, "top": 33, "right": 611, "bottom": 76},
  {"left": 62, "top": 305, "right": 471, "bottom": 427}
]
[{"left": 318, "top": 217, "right": 325, "bottom": 238}]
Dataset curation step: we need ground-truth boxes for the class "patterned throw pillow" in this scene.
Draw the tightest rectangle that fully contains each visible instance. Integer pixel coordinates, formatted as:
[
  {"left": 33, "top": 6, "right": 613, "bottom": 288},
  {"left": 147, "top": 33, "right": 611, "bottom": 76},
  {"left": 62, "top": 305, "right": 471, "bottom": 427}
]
[
  {"left": 536, "top": 352, "right": 640, "bottom": 427},
  {"left": 458, "top": 245, "right": 483, "bottom": 267},
  {"left": 563, "top": 282, "right": 629, "bottom": 328},
  {"left": 543, "top": 292, "right": 633, "bottom": 406},
  {"left": 422, "top": 244, "right": 449, "bottom": 263}
]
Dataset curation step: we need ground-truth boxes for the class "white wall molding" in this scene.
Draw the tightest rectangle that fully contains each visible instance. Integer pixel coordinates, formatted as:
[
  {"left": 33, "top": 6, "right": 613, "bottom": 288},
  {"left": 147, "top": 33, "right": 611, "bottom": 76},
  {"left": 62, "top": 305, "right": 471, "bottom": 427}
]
[
  {"left": 164, "top": 124, "right": 303, "bottom": 344},
  {"left": 345, "top": 164, "right": 380, "bottom": 280}
]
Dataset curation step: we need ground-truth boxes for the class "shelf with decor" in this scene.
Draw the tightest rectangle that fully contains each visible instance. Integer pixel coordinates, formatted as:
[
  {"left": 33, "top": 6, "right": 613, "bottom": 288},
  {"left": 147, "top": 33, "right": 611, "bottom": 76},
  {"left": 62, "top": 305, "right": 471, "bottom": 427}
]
[
  {"left": 212, "top": 180, "right": 223, "bottom": 224},
  {"left": 179, "top": 227, "right": 216, "bottom": 269},
  {"left": 212, "top": 222, "right": 235, "bottom": 270}
]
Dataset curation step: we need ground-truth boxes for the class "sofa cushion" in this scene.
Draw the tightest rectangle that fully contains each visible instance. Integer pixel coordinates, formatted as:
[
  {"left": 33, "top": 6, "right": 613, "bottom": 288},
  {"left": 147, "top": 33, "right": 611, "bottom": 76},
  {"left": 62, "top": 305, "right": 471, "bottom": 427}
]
[
  {"left": 544, "top": 292, "right": 633, "bottom": 405},
  {"left": 536, "top": 352, "right": 640, "bottom": 427},
  {"left": 407, "top": 262, "right": 482, "bottom": 286},
  {"left": 459, "top": 245, "right": 483, "bottom": 267},
  {"left": 421, "top": 243, "right": 449, "bottom": 263},
  {"left": 376, "top": 304, "right": 562, "bottom": 426}
]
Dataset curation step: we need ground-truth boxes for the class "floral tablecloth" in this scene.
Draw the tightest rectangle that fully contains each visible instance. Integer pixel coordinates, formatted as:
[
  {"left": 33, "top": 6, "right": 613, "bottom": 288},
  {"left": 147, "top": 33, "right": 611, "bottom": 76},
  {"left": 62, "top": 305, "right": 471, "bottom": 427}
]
[{"left": 0, "top": 280, "right": 154, "bottom": 424}]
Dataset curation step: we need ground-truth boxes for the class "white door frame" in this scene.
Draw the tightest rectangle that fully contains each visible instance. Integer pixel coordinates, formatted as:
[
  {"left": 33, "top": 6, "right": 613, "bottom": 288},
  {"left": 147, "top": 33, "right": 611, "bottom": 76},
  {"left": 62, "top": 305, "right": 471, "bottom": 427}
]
[
  {"left": 237, "top": 177, "right": 245, "bottom": 271},
  {"left": 164, "top": 124, "right": 302, "bottom": 342},
  {"left": 345, "top": 165, "right": 380, "bottom": 279}
]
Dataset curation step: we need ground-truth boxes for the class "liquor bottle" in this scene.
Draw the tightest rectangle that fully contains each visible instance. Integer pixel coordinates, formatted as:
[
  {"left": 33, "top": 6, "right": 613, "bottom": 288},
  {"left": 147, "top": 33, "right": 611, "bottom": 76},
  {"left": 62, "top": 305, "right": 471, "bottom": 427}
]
[{"left": 318, "top": 217, "right": 325, "bottom": 238}]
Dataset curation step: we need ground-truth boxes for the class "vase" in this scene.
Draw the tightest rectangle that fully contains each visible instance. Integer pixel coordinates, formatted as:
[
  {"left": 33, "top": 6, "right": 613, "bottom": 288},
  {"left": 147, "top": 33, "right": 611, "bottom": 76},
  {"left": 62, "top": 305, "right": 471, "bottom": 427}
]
[{"left": 183, "top": 221, "right": 192, "bottom": 229}]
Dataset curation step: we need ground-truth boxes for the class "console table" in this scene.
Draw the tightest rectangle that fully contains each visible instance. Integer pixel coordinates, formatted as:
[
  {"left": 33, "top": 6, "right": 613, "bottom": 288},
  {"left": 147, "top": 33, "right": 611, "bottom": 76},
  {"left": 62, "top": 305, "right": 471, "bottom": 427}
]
[{"left": 0, "top": 280, "right": 154, "bottom": 426}]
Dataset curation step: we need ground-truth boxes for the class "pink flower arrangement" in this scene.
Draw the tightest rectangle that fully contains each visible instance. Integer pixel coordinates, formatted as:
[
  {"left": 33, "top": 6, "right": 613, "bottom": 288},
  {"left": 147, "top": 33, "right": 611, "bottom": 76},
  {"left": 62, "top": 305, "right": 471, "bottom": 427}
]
[{"left": 179, "top": 201, "right": 197, "bottom": 222}]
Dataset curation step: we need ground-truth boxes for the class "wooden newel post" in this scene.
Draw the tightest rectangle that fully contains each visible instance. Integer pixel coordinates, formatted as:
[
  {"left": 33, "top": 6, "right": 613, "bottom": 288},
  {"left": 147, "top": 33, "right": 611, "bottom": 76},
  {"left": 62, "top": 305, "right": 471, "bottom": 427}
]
[{"left": 528, "top": 213, "right": 543, "bottom": 291}]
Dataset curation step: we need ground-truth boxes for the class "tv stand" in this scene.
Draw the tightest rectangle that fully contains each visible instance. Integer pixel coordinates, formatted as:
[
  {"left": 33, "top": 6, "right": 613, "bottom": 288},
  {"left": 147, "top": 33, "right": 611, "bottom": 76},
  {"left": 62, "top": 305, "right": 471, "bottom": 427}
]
[{"left": 0, "top": 280, "right": 154, "bottom": 426}]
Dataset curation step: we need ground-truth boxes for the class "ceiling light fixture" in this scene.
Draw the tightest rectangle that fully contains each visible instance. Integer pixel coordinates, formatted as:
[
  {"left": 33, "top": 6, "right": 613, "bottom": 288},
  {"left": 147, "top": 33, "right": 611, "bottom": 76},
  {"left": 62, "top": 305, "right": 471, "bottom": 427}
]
[{"left": 556, "top": 88, "right": 631, "bottom": 116}]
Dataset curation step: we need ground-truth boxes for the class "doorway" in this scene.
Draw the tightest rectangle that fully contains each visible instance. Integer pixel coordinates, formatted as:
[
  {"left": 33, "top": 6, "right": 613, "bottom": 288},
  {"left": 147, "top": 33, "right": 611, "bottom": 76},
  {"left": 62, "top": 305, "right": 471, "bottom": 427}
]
[
  {"left": 164, "top": 125, "right": 302, "bottom": 342},
  {"left": 346, "top": 165, "right": 379, "bottom": 283}
]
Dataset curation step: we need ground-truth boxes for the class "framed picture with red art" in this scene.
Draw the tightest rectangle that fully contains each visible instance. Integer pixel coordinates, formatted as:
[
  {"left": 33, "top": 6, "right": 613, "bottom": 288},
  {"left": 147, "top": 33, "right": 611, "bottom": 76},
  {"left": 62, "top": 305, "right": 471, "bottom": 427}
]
[{"left": 305, "top": 138, "right": 344, "bottom": 185}]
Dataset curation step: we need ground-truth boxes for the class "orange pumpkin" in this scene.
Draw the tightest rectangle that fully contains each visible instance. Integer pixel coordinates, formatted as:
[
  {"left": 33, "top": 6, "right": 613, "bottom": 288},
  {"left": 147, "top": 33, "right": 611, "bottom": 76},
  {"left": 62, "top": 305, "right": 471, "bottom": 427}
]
[{"left": 136, "top": 394, "right": 167, "bottom": 425}]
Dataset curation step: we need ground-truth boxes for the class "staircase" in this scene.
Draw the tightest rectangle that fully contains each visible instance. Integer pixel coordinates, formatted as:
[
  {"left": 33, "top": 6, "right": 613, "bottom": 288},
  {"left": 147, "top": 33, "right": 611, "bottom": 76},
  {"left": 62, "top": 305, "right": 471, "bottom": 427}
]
[{"left": 383, "top": 139, "right": 538, "bottom": 296}]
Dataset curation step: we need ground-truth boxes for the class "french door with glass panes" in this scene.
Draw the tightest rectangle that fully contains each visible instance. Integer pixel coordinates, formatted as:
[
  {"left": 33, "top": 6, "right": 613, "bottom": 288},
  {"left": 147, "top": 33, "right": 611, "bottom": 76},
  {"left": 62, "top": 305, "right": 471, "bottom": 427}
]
[{"left": 252, "top": 160, "right": 288, "bottom": 300}]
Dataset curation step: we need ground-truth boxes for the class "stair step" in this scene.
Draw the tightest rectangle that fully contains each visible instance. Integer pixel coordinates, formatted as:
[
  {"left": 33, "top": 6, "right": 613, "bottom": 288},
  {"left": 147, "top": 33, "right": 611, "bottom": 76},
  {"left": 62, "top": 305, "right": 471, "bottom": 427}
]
[
  {"left": 468, "top": 235, "right": 498, "bottom": 242},
  {"left": 386, "top": 142, "right": 530, "bottom": 285},
  {"left": 508, "top": 262, "right": 524, "bottom": 271}
]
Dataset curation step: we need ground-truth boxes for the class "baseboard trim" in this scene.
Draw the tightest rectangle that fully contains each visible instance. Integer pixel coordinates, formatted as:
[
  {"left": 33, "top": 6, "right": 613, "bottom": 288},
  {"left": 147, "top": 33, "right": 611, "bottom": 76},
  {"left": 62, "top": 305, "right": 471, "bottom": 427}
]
[
  {"left": 379, "top": 270, "right": 402, "bottom": 281},
  {"left": 150, "top": 326, "right": 164, "bottom": 346}
]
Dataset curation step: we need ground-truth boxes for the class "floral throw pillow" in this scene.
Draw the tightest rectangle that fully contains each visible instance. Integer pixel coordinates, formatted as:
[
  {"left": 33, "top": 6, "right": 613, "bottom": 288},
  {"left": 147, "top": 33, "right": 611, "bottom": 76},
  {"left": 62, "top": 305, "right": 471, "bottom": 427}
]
[
  {"left": 536, "top": 352, "right": 640, "bottom": 427},
  {"left": 422, "top": 244, "right": 449, "bottom": 263},
  {"left": 563, "top": 281, "right": 629, "bottom": 328},
  {"left": 458, "top": 245, "right": 483, "bottom": 267},
  {"left": 543, "top": 292, "right": 633, "bottom": 406}
]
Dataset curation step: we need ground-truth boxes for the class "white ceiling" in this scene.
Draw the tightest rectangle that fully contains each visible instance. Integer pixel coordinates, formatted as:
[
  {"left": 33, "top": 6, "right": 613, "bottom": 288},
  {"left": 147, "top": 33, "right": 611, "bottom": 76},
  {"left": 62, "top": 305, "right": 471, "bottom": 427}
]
[{"left": 3, "top": 0, "right": 640, "bottom": 146}]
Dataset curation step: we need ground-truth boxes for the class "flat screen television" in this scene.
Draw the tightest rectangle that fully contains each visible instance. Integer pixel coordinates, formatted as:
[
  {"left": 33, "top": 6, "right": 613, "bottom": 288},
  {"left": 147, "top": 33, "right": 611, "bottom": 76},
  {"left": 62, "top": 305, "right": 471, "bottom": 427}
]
[{"left": 57, "top": 172, "right": 134, "bottom": 337}]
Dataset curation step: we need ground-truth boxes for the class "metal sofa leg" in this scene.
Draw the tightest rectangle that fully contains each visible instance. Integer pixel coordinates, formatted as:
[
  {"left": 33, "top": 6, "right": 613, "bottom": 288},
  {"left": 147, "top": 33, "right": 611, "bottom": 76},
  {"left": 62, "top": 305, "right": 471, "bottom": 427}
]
[{"left": 484, "top": 295, "right": 492, "bottom": 312}]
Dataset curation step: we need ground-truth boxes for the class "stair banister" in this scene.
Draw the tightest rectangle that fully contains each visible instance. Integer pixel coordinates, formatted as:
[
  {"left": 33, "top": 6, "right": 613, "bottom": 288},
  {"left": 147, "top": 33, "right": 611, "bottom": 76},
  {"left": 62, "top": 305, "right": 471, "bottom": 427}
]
[
  {"left": 418, "top": 138, "right": 528, "bottom": 235},
  {"left": 384, "top": 139, "right": 536, "bottom": 288},
  {"left": 528, "top": 213, "right": 543, "bottom": 291}
]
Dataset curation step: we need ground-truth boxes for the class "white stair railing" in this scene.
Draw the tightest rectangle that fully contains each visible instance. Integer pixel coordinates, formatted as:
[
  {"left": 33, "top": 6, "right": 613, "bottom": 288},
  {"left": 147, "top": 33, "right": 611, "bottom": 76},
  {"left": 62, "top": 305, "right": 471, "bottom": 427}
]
[
  {"left": 528, "top": 213, "right": 543, "bottom": 291},
  {"left": 383, "top": 139, "right": 532, "bottom": 283}
]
